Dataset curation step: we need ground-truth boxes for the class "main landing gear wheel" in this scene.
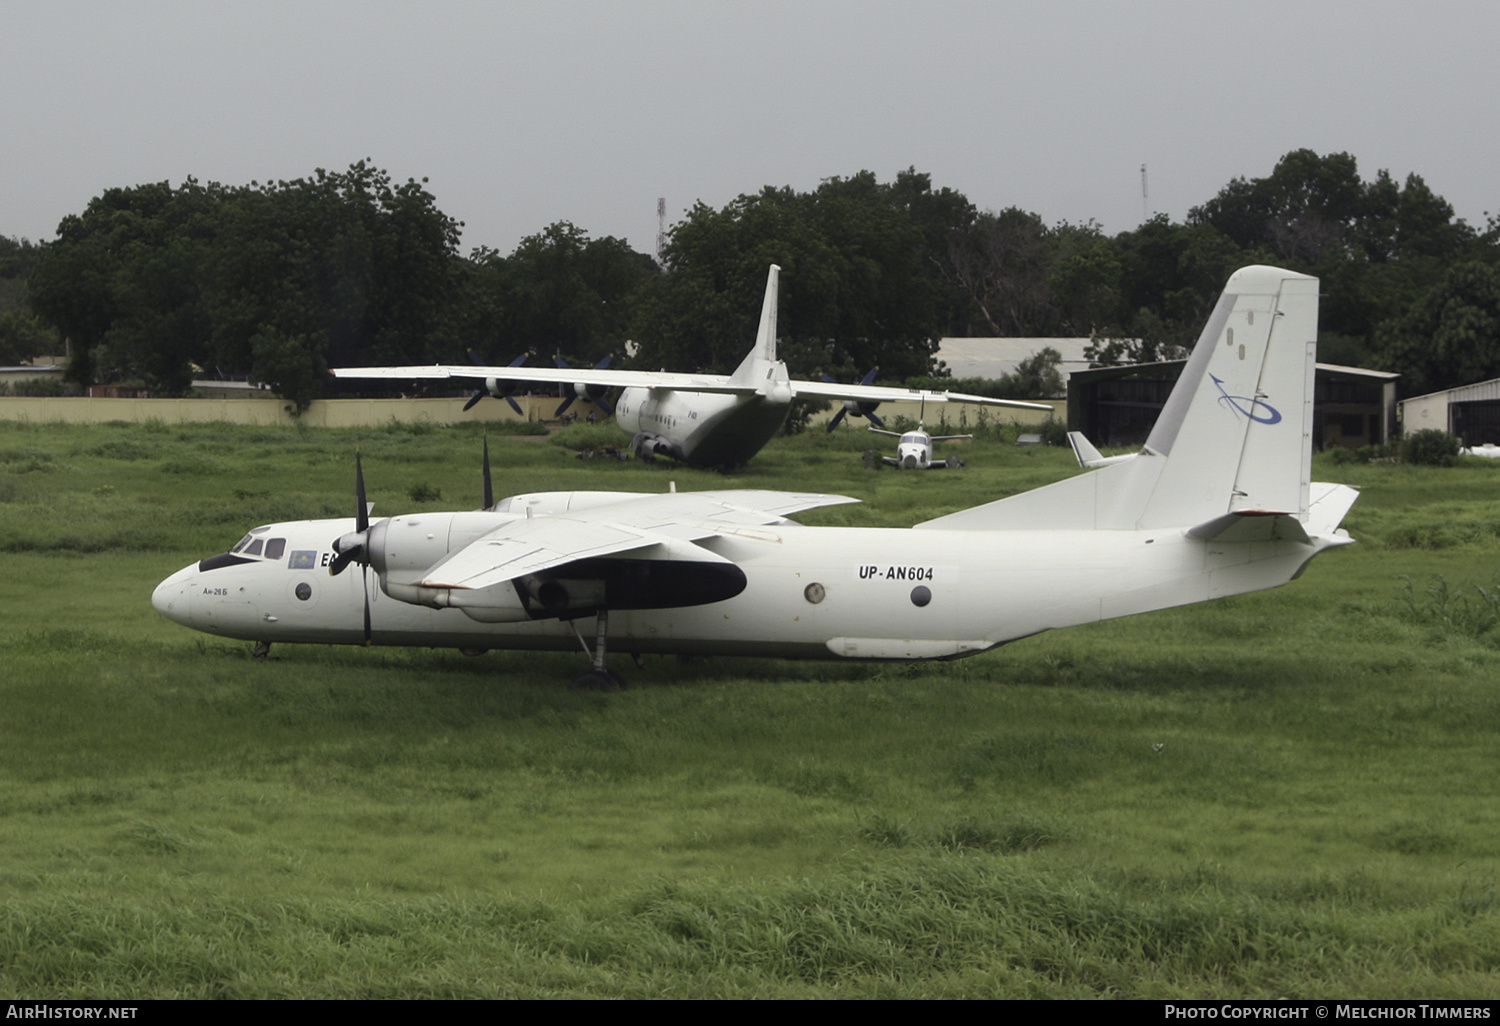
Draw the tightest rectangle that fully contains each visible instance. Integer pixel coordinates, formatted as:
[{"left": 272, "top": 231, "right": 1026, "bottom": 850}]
[
  {"left": 570, "top": 667, "right": 627, "bottom": 691},
  {"left": 567, "top": 610, "right": 626, "bottom": 690},
  {"left": 252, "top": 641, "right": 271, "bottom": 661}
]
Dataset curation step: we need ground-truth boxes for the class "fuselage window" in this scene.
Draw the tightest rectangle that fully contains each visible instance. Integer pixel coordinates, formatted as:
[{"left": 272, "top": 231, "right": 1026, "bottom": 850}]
[{"left": 265, "top": 538, "right": 286, "bottom": 561}]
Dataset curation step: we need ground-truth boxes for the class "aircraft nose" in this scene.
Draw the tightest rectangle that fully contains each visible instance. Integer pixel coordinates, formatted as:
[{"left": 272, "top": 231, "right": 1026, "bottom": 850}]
[{"left": 152, "top": 565, "right": 196, "bottom": 626}]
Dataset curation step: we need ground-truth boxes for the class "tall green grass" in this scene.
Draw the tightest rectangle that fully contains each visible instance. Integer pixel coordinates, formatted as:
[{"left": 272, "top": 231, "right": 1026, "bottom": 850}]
[{"left": 1, "top": 421, "right": 1498, "bottom": 996}]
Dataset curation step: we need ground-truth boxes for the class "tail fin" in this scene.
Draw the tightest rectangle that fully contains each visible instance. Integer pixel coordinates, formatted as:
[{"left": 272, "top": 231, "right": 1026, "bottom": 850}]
[
  {"left": 1067, "top": 431, "right": 1135, "bottom": 468},
  {"left": 730, "top": 264, "right": 780, "bottom": 384},
  {"left": 918, "top": 265, "right": 1320, "bottom": 532}
]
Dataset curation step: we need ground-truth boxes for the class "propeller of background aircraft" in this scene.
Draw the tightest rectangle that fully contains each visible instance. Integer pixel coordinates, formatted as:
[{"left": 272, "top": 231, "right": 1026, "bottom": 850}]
[
  {"left": 553, "top": 354, "right": 616, "bottom": 418},
  {"left": 482, "top": 433, "right": 494, "bottom": 510},
  {"left": 824, "top": 367, "right": 885, "bottom": 431},
  {"left": 463, "top": 350, "right": 533, "bottom": 414}
]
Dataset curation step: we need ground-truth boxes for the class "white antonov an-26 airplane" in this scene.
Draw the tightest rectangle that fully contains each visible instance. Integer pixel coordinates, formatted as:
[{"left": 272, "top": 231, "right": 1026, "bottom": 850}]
[
  {"left": 331, "top": 265, "right": 1051, "bottom": 469},
  {"left": 154, "top": 266, "right": 1356, "bottom": 688}
]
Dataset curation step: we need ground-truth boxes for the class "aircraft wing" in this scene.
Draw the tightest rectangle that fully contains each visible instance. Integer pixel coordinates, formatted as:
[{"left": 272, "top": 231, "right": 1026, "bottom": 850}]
[
  {"left": 330, "top": 364, "right": 750, "bottom": 395},
  {"left": 789, "top": 379, "right": 1054, "bottom": 411},
  {"left": 331, "top": 365, "right": 1055, "bottom": 409},
  {"left": 420, "top": 489, "right": 860, "bottom": 591}
]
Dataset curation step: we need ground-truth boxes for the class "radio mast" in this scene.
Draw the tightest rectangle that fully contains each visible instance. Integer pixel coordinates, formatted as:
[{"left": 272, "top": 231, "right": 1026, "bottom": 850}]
[{"left": 656, "top": 197, "right": 666, "bottom": 264}]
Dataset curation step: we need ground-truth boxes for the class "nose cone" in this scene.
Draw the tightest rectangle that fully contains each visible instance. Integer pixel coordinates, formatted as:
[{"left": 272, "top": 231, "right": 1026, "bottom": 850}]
[{"left": 152, "top": 564, "right": 196, "bottom": 627}]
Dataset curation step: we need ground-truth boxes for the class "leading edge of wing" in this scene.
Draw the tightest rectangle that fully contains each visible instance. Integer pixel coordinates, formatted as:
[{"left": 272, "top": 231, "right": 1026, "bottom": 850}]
[{"left": 330, "top": 364, "right": 748, "bottom": 394}]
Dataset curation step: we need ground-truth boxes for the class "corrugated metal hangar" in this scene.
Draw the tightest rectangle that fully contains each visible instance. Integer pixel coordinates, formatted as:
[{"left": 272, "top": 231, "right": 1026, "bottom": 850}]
[
  {"left": 1401, "top": 379, "right": 1500, "bottom": 447},
  {"left": 1068, "top": 362, "right": 1398, "bottom": 449}
]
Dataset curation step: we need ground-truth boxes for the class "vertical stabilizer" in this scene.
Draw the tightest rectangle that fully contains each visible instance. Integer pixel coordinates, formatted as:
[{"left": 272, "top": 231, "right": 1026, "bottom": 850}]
[
  {"left": 1130, "top": 265, "right": 1318, "bottom": 527},
  {"left": 730, "top": 264, "right": 781, "bottom": 384},
  {"left": 917, "top": 265, "right": 1319, "bottom": 533}
]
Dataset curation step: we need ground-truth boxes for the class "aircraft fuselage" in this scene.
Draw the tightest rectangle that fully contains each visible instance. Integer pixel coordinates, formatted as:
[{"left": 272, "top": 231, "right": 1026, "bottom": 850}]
[
  {"left": 614, "top": 387, "right": 789, "bottom": 467},
  {"left": 153, "top": 507, "right": 1330, "bottom": 662}
]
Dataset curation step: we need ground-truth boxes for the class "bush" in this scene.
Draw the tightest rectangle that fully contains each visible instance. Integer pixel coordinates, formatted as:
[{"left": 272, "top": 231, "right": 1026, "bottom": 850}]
[
  {"left": 1402, "top": 429, "right": 1461, "bottom": 467},
  {"left": 548, "top": 422, "right": 631, "bottom": 451},
  {"left": 1325, "top": 443, "right": 1396, "bottom": 465}
]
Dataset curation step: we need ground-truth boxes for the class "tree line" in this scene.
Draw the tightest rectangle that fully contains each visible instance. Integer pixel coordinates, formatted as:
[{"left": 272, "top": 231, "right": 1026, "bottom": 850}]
[{"left": 6, "top": 150, "right": 1499, "bottom": 410}]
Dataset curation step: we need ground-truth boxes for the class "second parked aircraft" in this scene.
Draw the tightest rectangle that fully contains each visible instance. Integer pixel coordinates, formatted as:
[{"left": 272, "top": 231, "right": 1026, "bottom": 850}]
[{"left": 332, "top": 265, "right": 1051, "bottom": 469}]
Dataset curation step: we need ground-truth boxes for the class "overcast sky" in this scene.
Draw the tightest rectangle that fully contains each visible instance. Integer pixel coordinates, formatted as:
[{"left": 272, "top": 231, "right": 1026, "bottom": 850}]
[{"left": 4, "top": 1, "right": 1496, "bottom": 257}]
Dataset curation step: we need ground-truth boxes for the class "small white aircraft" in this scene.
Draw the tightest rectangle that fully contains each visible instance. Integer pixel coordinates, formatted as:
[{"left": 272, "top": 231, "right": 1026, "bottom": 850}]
[
  {"left": 331, "top": 265, "right": 1051, "bottom": 469},
  {"left": 155, "top": 266, "right": 1356, "bottom": 689},
  {"left": 865, "top": 424, "right": 972, "bottom": 470}
]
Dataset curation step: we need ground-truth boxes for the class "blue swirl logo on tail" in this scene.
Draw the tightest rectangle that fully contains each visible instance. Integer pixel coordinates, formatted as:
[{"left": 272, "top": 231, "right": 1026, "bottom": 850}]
[{"left": 1210, "top": 374, "right": 1281, "bottom": 424}]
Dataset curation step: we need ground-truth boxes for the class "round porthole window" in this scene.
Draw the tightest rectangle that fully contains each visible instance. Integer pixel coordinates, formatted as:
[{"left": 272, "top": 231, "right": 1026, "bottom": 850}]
[
  {"left": 295, "top": 582, "right": 312, "bottom": 601},
  {"left": 804, "top": 582, "right": 825, "bottom": 604},
  {"left": 910, "top": 585, "right": 931, "bottom": 607}
]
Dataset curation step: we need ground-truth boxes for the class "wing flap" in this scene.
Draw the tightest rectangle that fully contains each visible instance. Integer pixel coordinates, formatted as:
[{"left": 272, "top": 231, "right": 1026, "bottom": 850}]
[
  {"left": 791, "top": 379, "right": 1053, "bottom": 411},
  {"left": 421, "top": 518, "right": 658, "bottom": 590},
  {"left": 417, "top": 488, "right": 854, "bottom": 592}
]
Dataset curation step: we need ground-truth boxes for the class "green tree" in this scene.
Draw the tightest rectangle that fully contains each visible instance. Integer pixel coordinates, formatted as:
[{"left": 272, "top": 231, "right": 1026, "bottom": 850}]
[
  {"left": 28, "top": 163, "right": 463, "bottom": 402},
  {"left": 634, "top": 171, "right": 943, "bottom": 382},
  {"left": 491, "top": 222, "right": 657, "bottom": 363},
  {"left": 0, "top": 235, "right": 60, "bottom": 364},
  {"left": 1378, "top": 261, "right": 1500, "bottom": 395}
]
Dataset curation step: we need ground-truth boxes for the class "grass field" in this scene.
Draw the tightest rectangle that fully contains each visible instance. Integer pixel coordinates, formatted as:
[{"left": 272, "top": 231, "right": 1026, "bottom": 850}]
[{"left": 1, "top": 417, "right": 1498, "bottom": 997}]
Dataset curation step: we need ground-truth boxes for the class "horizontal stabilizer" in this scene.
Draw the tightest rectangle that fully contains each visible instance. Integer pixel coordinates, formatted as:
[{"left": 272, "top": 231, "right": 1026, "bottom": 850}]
[{"left": 1305, "top": 482, "right": 1360, "bottom": 538}]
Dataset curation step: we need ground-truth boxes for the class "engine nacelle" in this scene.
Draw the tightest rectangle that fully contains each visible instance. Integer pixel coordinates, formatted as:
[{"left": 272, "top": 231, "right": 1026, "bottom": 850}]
[{"left": 631, "top": 433, "right": 683, "bottom": 461}]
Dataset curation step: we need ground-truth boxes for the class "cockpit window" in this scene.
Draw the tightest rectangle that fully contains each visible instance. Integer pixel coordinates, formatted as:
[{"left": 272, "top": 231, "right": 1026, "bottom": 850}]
[
  {"left": 265, "top": 538, "right": 286, "bottom": 561},
  {"left": 245, "top": 539, "right": 264, "bottom": 557},
  {"left": 231, "top": 534, "right": 255, "bottom": 554}
]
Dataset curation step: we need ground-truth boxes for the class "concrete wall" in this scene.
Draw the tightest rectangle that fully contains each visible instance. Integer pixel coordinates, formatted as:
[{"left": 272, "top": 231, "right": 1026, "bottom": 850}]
[
  {"left": 0, "top": 395, "right": 1060, "bottom": 430},
  {"left": 1399, "top": 394, "right": 1452, "bottom": 434}
]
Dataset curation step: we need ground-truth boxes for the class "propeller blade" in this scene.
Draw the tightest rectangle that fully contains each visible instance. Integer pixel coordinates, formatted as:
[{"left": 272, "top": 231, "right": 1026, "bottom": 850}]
[
  {"left": 593, "top": 395, "right": 614, "bottom": 418},
  {"left": 328, "top": 547, "right": 359, "bottom": 576},
  {"left": 505, "top": 395, "right": 524, "bottom": 416},
  {"left": 859, "top": 366, "right": 880, "bottom": 386},
  {"left": 482, "top": 434, "right": 494, "bottom": 509},
  {"left": 867, "top": 410, "right": 885, "bottom": 429},
  {"left": 467, "top": 349, "right": 486, "bottom": 366},
  {"left": 463, "top": 389, "right": 486, "bottom": 412},
  {"left": 555, "top": 395, "right": 576, "bottom": 418},
  {"left": 826, "top": 407, "right": 848, "bottom": 433},
  {"left": 362, "top": 565, "right": 372, "bottom": 646},
  {"left": 354, "top": 452, "right": 369, "bottom": 535}
]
